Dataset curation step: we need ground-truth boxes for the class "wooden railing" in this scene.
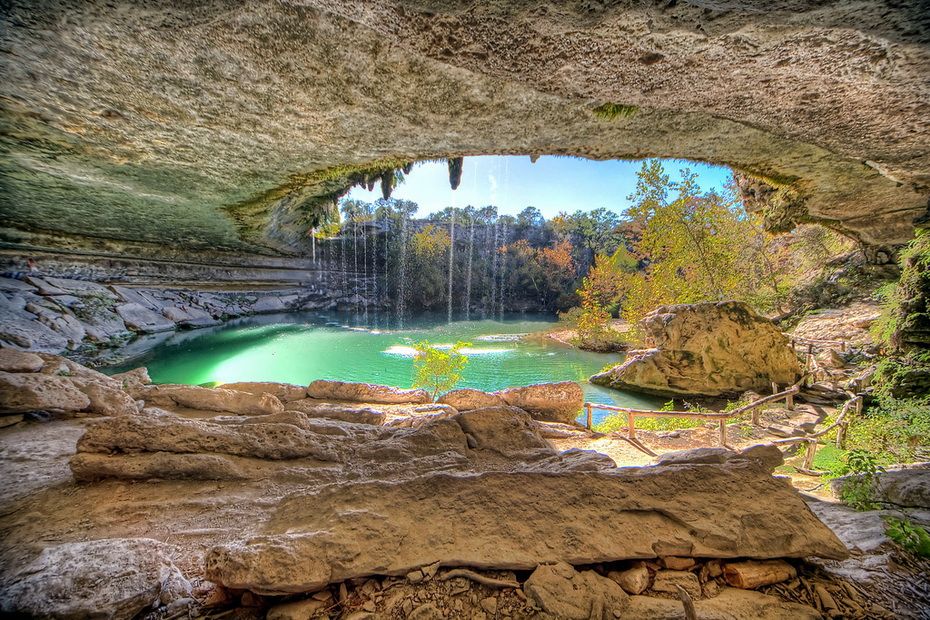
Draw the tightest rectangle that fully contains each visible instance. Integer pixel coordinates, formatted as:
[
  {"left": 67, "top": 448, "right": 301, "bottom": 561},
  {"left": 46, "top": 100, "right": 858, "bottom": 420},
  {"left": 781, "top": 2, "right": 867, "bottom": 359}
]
[{"left": 583, "top": 384, "right": 800, "bottom": 447}]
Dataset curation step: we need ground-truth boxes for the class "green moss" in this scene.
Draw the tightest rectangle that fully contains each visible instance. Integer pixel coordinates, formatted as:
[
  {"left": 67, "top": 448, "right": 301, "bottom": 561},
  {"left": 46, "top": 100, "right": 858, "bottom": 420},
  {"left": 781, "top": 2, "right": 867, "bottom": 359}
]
[{"left": 592, "top": 103, "right": 638, "bottom": 120}]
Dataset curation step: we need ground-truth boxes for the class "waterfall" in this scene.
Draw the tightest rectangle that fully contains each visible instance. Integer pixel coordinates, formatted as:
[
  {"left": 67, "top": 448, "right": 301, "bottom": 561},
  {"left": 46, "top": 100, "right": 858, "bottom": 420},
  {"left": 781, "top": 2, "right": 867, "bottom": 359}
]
[
  {"left": 371, "top": 217, "right": 379, "bottom": 328},
  {"left": 311, "top": 228, "right": 316, "bottom": 265},
  {"left": 489, "top": 219, "right": 499, "bottom": 318},
  {"left": 340, "top": 233, "right": 348, "bottom": 299},
  {"left": 464, "top": 216, "right": 475, "bottom": 320},
  {"left": 362, "top": 219, "right": 369, "bottom": 324},
  {"left": 499, "top": 220, "right": 508, "bottom": 320},
  {"left": 353, "top": 219, "right": 359, "bottom": 320},
  {"left": 397, "top": 214, "right": 408, "bottom": 328},
  {"left": 447, "top": 209, "right": 456, "bottom": 324}
]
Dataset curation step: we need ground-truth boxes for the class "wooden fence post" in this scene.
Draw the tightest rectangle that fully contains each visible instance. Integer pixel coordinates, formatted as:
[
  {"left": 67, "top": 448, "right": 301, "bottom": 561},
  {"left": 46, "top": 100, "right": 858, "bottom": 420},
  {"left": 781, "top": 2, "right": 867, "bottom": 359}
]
[
  {"left": 835, "top": 422, "right": 846, "bottom": 449},
  {"left": 718, "top": 419, "right": 727, "bottom": 446},
  {"left": 751, "top": 406, "right": 760, "bottom": 426},
  {"left": 585, "top": 404, "right": 592, "bottom": 430},
  {"left": 627, "top": 412, "right": 636, "bottom": 440},
  {"left": 803, "top": 440, "right": 817, "bottom": 470},
  {"left": 771, "top": 381, "right": 778, "bottom": 395}
]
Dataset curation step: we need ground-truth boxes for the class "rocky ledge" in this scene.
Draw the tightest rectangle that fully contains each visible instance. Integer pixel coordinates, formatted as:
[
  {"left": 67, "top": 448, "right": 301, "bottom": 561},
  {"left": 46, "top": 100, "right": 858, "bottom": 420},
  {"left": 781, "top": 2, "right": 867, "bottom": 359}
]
[
  {"left": 0, "top": 350, "right": 854, "bottom": 618},
  {"left": 0, "top": 272, "right": 376, "bottom": 361}
]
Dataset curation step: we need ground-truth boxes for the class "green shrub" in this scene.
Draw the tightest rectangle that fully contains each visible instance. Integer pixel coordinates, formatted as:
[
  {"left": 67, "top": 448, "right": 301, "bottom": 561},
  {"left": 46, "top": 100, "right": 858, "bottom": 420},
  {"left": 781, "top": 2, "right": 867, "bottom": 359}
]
[
  {"left": 592, "top": 103, "right": 638, "bottom": 120},
  {"left": 593, "top": 400, "right": 705, "bottom": 433},
  {"left": 830, "top": 449, "right": 885, "bottom": 511},
  {"left": 845, "top": 395, "right": 930, "bottom": 463},
  {"left": 412, "top": 341, "right": 470, "bottom": 401},
  {"left": 885, "top": 517, "right": 930, "bottom": 558}
]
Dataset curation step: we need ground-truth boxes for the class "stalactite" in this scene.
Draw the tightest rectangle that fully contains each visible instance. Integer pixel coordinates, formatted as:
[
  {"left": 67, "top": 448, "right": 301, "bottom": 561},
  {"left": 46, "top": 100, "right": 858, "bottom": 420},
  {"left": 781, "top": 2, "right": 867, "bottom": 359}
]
[
  {"left": 402, "top": 162, "right": 414, "bottom": 175},
  {"left": 448, "top": 157, "right": 463, "bottom": 190},
  {"left": 381, "top": 171, "right": 394, "bottom": 200}
]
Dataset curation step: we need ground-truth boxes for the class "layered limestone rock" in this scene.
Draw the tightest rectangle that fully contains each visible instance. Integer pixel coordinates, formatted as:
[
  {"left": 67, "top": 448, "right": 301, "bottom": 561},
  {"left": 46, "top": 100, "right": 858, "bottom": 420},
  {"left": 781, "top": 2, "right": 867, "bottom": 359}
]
[
  {"left": 592, "top": 301, "right": 802, "bottom": 397},
  {"left": 204, "top": 460, "right": 847, "bottom": 594},
  {"left": 306, "top": 380, "right": 431, "bottom": 404},
  {"left": 132, "top": 384, "right": 285, "bottom": 416},
  {"left": 221, "top": 381, "right": 308, "bottom": 402},
  {"left": 1, "top": 1, "right": 927, "bottom": 254},
  {"left": 0, "top": 538, "right": 191, "bottom": 620},
  {"left": 68, "top": 405, "right": 598, "bottom": 483}
]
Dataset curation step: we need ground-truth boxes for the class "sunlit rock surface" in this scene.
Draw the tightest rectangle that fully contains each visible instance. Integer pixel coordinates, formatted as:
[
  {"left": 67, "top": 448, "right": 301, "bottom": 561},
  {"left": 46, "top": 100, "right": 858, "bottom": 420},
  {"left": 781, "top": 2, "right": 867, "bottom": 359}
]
[
  {"left": 1, "top": 0, "right": 928, "bottom": 253},
  {"left": 592, "top": 301, "right": 802, "bottom": 397}
]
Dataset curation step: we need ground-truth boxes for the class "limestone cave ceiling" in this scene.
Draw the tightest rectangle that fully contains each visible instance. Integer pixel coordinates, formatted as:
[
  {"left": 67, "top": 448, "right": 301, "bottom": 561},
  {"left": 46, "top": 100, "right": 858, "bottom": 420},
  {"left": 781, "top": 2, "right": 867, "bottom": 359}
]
[{"left": 0, "top": 0, "right": 928, "bottom": 254}]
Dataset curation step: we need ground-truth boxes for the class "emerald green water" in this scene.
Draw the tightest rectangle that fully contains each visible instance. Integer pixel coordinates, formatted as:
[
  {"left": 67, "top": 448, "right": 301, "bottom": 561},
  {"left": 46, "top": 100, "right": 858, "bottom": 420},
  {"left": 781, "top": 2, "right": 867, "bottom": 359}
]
[{"left": 105, "top": 312, "right": 662, "bottom": 424}]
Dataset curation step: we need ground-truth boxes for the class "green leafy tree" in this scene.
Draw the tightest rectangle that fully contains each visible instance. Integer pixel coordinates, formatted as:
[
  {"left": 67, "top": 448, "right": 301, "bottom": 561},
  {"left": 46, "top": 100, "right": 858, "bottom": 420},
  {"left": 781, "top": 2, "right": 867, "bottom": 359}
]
[{"left": 412, "top": 341, "right": 470, "bottom": 400}]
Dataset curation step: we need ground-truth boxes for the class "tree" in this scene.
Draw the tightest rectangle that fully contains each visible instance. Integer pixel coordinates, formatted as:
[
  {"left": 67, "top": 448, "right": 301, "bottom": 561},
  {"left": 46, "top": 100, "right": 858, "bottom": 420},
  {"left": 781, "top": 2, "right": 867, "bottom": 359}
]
[{"left": 412, "top": 341, "right": 470, "bottom": 400}]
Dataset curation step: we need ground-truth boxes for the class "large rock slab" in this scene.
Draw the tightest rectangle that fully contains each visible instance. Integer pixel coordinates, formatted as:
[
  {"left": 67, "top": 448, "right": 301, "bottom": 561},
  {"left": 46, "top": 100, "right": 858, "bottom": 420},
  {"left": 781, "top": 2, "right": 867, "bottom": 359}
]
[
  {"left": 286, "top": 400, "right": 387, "bottom": 425},
  {"left": 307, "top": 380, "right": 431, "bottom": 404},
  {"left": 69, "top": 406, "right": 587, "bottom": 484},
  {"left": 0, "top": 538, "right": 190, "bottom": 620},
  {"left": 204, "top": 460, "right": 847, "bottom": 594},
  {"left": 134, "top": 384, "right": 285, "bottom": 415},
  {"left": 116, "top": 302, "right": 176, "bottom": 333},
  {"left": 223, "top": 381, "right": 307, "bottom": 402},
  {"left": 831, "top": 463, "right": 930, "bottom": 509},
  {"left": 592, "top": 301, "right": 801, "bottom": 397},
  {"left": 494, "top": 381, "right": 584, "bottom": 424},
  {"left": 620, "top": 587, "right": 820, "bottom": 620},
  {"left": 0, "top": 371, "right": 91, "bottom": 413}
]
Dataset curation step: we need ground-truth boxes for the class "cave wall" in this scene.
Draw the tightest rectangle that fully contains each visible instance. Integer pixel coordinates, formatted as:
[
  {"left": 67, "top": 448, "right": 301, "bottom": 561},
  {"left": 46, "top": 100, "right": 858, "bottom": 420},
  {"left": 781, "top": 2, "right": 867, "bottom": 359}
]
[{"left": 1, "top": 0, "right": 928, "bottom": 255}]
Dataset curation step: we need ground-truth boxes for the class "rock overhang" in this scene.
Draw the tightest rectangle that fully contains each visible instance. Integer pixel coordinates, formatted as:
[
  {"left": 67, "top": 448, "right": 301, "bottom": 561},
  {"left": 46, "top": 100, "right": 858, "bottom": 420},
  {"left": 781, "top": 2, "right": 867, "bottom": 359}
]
[{"left": 1, "top": 0, "right": 928, "bottom": 252}]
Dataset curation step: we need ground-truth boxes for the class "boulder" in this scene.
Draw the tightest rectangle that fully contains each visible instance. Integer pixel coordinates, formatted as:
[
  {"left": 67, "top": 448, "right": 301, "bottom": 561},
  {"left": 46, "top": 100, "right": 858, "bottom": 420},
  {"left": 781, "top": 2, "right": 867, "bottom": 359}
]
[
  {"left": 523, "top": 562, "right": 629, "bottom": 619},
  {"left": 253, "top": 296, "right": 288, "bottom": 313},
  {"left": 620, "top": 587, "right": 819, "bottom": 620},
  {"left": 651, "top": 570, "right": 701, "bottom": 599},
  {"left": 0, "top": 371, "right": 91, "bottom": 413},
  {"left": 608, "top": 563, "right": 649, "bottom": 595},
  {"left": 161, "top": 305, "right": 220, "bottom": 328},
  {"left": 831, "top": 463, "right": 930, "bottom": 509},
  {"left": 494, "top": 381, "right": 583, "bottom": 424},
  {"left": 77, "top": 381, "right": 140, "bottom": 416},
  {"left": 655, "top": 444, "right": 784, "bottom": 474},
  {"left": 286, "top": 400, "right": 387, "bottom": 425},
  {"left": 307, "top": 380, "right": 431, "bottom": 404},
  {"left": 204, "top": 460, "right": 847, "bottom": 594},
  {"left": 656, "top": 447, "right": 735, "bottom": 466},
  {"left": 222, "top": 381, "right": 307, "bottom": 402},
  {"left": 591, "top": 301, "right": 801, "bottom": 397},
  {"left": 116, "top": 302, "right": 176, "bottom": 333},
  {"left": 455, "top": 406, "right": 551, "bottom": 457},
  {"left": 135, "top": 384, "right": 285, "bottom": 415},
  {"left": 438, "top": 388, "right": 505, "bottom": 411},
  {"left": 111, "top": 367, "right": 152, "bottom": 390},
  {"left": 0, "top": 347, "right": 44, "bottom": 372},
  {"left": 0, "top": 538, "right": 190, "bottom": 620}
]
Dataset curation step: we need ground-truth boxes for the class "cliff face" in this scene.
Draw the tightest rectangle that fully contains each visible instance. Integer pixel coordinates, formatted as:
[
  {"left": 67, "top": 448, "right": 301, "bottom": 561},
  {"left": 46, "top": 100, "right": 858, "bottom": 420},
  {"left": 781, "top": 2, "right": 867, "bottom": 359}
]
[{"left": 1, "top": 0, "right": 928, "bottom": 255}]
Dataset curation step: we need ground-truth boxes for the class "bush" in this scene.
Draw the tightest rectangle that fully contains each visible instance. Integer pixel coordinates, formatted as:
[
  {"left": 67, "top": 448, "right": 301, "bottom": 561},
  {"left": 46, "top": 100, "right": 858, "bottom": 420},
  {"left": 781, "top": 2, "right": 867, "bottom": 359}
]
[
  {"left": 827, "top": 449, "right": 885, "bottom": 511},
  {"left": 593, "top": 400, "right": 705, "bottom": 433},
  {"left": 412, "top": 341, "right": 470, "bottom": 401},
  {"left": 885, "top": 516, "right": 930, "bottom": 558},
  {"left": 845, "top": 395, "right": 930, "bottom": 463}
]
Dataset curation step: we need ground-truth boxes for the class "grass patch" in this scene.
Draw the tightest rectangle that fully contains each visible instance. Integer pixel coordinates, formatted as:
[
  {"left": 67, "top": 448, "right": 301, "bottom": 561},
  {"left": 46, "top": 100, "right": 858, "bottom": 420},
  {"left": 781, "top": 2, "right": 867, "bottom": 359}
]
[
  {"left": 594, "top": 413, "right": 704, "bottom": 433},
  {"left": 592, "top": 103, "right": 638, "bottom": 120}
]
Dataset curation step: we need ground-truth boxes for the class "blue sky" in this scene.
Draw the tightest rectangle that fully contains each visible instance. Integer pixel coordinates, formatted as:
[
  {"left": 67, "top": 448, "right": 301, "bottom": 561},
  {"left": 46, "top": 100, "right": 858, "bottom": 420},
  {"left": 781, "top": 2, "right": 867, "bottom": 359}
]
[{"left": 347, "top": 155, "right": 734, "bottom": 218}]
